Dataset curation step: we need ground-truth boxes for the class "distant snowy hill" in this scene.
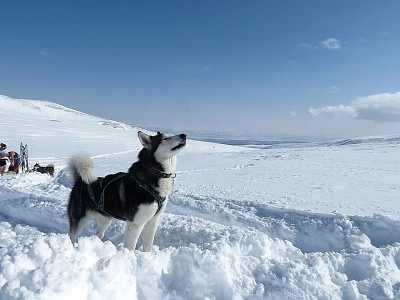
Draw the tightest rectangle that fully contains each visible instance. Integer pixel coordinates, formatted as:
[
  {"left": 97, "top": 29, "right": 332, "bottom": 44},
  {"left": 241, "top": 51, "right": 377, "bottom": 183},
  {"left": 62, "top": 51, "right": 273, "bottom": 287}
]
[
  {"left": 248, "top": 135, "right": 400, "bottom": 150},
  {"left": 1, "top": 95, "right": 400, "bottom": 299},
  {"left": 318, "top": 136, "right": 400, "bottom": 146},
  {"left": 0, "top": 95, "right": 233, "bottom": 159}
]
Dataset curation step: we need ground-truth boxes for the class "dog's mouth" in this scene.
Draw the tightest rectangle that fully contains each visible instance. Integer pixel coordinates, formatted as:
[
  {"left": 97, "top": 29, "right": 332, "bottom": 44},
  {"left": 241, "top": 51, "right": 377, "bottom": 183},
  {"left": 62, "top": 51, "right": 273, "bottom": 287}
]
[
  {"left": 171, "top": 141, "right": 186, "bottom": 151},
  {"left": 171, "top": 135, "right": 186, "bottom": 151}
]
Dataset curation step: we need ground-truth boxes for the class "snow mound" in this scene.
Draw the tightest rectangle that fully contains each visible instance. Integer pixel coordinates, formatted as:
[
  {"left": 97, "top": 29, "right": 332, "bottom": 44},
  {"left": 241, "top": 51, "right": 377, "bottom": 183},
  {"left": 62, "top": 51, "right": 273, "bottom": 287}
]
[{"left": 55, "top": 166, "right": 73, "bottom": 188}]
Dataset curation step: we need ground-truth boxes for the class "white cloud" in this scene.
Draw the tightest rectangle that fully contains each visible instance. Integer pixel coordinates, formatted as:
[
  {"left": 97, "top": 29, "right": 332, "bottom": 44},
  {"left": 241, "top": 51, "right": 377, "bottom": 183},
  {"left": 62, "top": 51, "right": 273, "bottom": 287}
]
[
  {"left": 310, "top": 104, "right": 355, "bottom": 117},
  {"left": 328, "top": 86, "right": 340, "bottom": 94},
  {"left": 38, "top": 50, "right": 55, "bottom": 56},
  {"left": 320, "top": 38, "right": 342, "bottom": 50},
  {"left": 309, "top": 92, "right": 400, "bottom": 122},
  {"left": 355, "top": 37, "right": 368, "bottom": 43},
  {"left": 289, "top": 110, "right": 298, "bottom": 117},
  {"left": 299, "top": 38, "right": 343, "bottom": 51},
  {"left": 298, "top": 43, "right": 316, "bottom": 50}
]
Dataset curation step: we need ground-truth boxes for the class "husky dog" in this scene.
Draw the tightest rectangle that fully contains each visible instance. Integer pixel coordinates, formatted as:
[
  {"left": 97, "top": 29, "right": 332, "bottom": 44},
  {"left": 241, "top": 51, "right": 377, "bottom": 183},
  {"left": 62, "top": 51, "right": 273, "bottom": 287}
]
[
  {"left": 67, "top": 131, "right": 186, "bottom": 251},
  {"left": 32, "top": 163, "right": 55, "bottom": 177}
]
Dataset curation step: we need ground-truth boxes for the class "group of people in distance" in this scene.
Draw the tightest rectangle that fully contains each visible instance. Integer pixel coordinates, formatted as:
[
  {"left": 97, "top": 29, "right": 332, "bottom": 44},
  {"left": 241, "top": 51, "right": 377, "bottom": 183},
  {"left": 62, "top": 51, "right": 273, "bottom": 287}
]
[{"left": 0, "top": 143, "right": 22, "bottom": 175}]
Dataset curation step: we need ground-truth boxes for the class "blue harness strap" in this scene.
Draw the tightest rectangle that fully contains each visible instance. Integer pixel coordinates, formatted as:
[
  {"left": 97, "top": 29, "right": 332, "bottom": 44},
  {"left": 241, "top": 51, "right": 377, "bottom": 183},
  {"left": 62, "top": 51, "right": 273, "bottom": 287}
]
[
  {"left": 130, "top": 175, "right": 166, "bottom": 216},
  {"left": 84, "top": 172, "right": 166, "bottom": 219},
  {"left": 86, "top": 175, "right": 126, "bottom": 221}
]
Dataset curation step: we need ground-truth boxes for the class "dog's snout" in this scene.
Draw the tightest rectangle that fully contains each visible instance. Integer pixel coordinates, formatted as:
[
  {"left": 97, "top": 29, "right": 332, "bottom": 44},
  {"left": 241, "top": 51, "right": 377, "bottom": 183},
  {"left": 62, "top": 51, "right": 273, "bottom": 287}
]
[{"left": 180, "top": 134, "right": 186, "bottom": 139}]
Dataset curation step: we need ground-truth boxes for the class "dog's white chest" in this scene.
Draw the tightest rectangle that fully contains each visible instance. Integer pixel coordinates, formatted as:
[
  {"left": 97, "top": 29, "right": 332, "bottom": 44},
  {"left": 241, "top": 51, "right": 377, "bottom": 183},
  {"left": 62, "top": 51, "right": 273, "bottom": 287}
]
[{"left": 157, "top": 178, "right": 173, "bottom": 198}]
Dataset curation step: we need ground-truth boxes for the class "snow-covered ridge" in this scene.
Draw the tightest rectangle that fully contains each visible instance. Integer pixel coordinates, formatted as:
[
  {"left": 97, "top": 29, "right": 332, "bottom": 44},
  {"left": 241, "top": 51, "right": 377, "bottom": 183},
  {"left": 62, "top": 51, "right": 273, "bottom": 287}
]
[
  {"left": 1, "top": 94, "right": 89, "bottom": 116},
  {"left": 317, "top": 135, "right": 400, "bottom": 146},
  {"left": 1, "top": 94, "right": 135, "bottom": 131},
  {"left": 1, "top": 95, "right": 400, "bottom": 299},
  {"left": 249, "top": 135, "right": 400, "bottom": 149},
  {"left": 0, "top": 95, "right": 239, "bottom": 155}
]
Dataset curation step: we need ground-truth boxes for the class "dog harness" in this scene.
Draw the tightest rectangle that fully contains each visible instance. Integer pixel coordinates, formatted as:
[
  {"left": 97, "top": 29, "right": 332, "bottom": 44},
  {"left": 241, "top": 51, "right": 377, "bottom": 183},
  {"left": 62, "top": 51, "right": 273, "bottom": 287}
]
[
  {"left": 129, "top": 175, "right": 167, "bottom": 216},
  {"left": 84, "top": 172, "right": 167, "bottom": 220}
]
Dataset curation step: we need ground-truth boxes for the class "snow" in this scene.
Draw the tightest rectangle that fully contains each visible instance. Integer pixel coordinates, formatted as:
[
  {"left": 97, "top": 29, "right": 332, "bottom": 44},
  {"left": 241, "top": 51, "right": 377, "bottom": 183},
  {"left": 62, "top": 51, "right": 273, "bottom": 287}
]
[{"left": 1, "top": 94, "right": 400, "bottom": 299}]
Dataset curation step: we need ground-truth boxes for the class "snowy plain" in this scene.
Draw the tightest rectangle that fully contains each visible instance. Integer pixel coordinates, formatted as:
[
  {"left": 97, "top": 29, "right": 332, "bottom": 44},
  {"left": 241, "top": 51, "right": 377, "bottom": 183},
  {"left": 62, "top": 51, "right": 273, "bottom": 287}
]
[{"left": 1, "top": 95, "right": 400, "bottom": 299}]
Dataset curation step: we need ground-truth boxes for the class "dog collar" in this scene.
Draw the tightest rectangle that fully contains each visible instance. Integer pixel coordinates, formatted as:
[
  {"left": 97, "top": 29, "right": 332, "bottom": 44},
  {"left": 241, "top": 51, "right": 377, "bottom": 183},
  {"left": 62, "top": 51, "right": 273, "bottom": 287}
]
[{"left": 141, "top": 163, "right": 176, "bottom": 178}]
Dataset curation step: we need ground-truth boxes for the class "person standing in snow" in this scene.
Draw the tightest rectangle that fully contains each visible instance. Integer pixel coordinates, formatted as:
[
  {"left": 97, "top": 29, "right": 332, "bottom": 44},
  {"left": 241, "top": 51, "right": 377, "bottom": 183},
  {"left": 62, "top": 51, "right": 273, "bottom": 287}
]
[
  {"left": 8, "top": 151, "right": 21, "bottom": 174},
  {"left": 0, "top": 143, "right": 8, "bottom": 175}
]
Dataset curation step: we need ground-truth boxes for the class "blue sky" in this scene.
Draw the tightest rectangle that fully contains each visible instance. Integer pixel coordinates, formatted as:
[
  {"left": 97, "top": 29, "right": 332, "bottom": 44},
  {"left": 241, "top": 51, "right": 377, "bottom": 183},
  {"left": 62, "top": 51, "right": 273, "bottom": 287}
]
[{"left": 1, "top": 1, "right": 400, "bottom": 140}]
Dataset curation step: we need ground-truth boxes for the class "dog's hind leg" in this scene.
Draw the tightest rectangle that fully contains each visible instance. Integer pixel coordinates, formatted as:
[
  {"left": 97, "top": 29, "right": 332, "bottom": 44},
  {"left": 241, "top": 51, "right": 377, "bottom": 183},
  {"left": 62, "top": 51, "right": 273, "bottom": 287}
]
[
  {"left": 94, "top": 213, "right": 112, "bottom": 240},
  {"left": 68, "top": 186, "right": 91, "bottom": 244},
  {"left": 69, "top": 214, "right": 91, "bottom": 244}
]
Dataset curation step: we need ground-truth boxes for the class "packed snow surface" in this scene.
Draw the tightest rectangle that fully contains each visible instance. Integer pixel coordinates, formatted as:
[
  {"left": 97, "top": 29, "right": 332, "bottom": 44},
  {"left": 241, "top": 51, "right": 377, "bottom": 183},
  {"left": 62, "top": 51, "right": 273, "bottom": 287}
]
[{"left": 1, "top": 95, "right": 400, "bottom": 299}]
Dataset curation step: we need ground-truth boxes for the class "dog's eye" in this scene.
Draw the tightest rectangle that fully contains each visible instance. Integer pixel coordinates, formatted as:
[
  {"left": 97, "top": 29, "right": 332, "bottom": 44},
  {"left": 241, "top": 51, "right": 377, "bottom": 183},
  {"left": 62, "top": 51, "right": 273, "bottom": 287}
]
[{"left": 162, "top": 137, "right": 171, "bottom": 141}]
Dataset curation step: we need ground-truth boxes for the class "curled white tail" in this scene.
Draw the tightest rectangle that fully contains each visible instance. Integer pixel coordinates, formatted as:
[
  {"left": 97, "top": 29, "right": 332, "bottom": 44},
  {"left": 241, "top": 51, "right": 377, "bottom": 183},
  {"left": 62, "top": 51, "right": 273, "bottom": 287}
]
[{"left": 69, "top": 153, "right": 97, "bottom": 184}]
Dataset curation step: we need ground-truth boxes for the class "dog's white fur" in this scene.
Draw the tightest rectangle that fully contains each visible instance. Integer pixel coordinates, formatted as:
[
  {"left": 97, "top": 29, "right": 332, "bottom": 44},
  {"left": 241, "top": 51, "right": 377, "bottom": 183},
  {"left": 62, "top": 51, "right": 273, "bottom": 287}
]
[
  {"left": 69, "top": 154, "right": 97, "bottom": 184},
  {"left": 123, "top": 202, "right": 165, "bottom": 251},
  {"left": 68, "top": 132, "right": 185, "bottom": 251}
]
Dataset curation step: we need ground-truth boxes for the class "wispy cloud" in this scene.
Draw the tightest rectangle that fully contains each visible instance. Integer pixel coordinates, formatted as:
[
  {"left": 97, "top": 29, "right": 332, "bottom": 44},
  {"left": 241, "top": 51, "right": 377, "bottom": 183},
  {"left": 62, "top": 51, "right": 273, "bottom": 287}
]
[
  {"left": 310, "top": 92, "right": 400, "bottom": 122},
  {"left": 355, "top": 37, "right": 368, "bottom": 44},
  {"left": 298, "top": 43, "right": 317, "bottom": 50},
  {"left": 327, "top": 86, "right": 340, "bottom": 94},
  {"left": 299, "top": 38, "right": 343, "bottom": 51},
  {"left": 310, "top": 104, "right": 355, "bottom": 117},
  {"left": 320, "top": 38, "right": 342, "bottom": 50},
  {"left": 38, "top": 50, "right": 55, "bottom": 56}
]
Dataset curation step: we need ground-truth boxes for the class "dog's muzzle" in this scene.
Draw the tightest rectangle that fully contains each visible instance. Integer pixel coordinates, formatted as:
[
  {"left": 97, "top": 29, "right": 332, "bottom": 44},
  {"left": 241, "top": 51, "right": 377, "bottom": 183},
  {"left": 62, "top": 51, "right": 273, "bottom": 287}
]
[{"left": 172, "top": 134, "right": 186, "bottom": 151}]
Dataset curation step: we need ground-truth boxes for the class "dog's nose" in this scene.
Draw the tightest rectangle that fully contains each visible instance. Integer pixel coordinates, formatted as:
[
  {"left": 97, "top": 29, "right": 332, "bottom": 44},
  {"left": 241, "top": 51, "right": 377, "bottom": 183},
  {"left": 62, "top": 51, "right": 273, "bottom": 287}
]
[{"left": 180, "top": 134, "right": 186, "bottom": 139}]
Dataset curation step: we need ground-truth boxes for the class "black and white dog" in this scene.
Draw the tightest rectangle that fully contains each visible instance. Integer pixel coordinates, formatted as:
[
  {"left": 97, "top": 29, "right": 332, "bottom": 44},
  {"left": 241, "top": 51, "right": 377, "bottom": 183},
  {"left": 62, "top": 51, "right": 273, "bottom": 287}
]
[
  {"left": 67, "top": 131, "right": 186, "bottom": 251},
  {"left": 32, "top": 163, "right": 55, "bottom": 177}
]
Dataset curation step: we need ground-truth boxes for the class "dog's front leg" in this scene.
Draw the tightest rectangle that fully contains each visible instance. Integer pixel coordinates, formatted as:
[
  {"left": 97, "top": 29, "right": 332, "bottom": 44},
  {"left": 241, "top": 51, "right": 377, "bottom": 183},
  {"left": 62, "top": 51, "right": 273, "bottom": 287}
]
[
  {"left": 124, "top": 203, "right": 158, "bottom": 250},
  {"left": 123, "top": 221, "right": 144, "bottom": 250},
  {"left": 143, "top": 215, "right": 161, "bottom": 252}
]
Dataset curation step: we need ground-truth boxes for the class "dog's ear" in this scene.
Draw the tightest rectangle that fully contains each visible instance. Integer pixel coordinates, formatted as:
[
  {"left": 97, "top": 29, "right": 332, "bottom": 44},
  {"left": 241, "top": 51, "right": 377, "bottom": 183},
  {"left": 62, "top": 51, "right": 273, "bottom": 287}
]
[{"left": 138, "top": 131, "right": 151, "bottom": 148}]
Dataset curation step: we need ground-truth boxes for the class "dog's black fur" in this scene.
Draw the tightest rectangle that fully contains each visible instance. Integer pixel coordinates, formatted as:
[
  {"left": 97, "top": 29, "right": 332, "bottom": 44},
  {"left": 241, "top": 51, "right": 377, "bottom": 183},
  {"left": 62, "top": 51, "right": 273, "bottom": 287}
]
[
  {"left": 67, "top": 165, "right": 164, "bottom": 225},
  {"left": 33, "top": 163, "right": 55, "bottom": 177},
  {"left": 67, "top": 131, "right": 186, "bottom": 250}
]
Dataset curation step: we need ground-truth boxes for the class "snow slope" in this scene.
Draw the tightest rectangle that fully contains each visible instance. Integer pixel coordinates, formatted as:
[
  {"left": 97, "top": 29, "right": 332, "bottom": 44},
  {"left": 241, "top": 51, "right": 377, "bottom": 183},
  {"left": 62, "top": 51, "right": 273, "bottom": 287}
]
[{"left": 1, "top": 95, "right": 400, "bottom": 299}]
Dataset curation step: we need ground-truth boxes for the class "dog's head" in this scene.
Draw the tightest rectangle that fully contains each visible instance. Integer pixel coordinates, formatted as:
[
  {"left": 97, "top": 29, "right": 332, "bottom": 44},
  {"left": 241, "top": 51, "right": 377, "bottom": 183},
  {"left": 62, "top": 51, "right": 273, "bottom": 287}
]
[{"left": 138, "top": 131, "right": 186, "bottom": 163}]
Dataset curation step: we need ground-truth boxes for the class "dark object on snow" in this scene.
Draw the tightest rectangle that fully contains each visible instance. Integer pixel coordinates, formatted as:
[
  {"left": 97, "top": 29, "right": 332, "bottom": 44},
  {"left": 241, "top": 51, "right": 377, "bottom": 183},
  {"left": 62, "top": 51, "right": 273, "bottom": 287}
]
[
  {"left": 32, "top": 163, "right": 55, "bottom": 177},
  {"left": 20, "top": 143, "right": 29, "bottom": 171}
]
